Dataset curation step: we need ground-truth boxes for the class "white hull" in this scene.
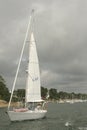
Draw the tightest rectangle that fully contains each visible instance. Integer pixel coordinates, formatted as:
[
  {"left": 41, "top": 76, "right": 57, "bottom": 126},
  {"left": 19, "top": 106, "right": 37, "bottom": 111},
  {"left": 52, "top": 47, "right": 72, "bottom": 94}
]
[{"left": 8, "top": 110, "right": 47, "bottom": 121}]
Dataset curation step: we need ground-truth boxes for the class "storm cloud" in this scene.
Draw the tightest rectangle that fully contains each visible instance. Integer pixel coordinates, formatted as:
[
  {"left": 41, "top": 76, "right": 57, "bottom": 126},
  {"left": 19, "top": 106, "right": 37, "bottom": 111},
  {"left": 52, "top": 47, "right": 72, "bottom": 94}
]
[{"left": 0, "top": 0, "right": 87, "bottom": 93}]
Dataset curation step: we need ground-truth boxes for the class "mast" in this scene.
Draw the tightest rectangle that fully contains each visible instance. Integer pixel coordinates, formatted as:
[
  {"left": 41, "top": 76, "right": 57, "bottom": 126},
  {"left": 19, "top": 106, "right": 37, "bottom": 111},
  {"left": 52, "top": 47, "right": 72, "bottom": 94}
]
[{"left": 8, "top": 10, "right": 34, "bottom": 110}]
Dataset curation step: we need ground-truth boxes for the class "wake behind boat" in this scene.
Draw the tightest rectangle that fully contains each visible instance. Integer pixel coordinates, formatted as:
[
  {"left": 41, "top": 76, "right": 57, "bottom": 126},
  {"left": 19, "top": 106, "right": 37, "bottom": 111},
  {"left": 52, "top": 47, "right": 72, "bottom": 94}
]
[{"left": 7, "top": 11, "right": 47, "bottom": 121}]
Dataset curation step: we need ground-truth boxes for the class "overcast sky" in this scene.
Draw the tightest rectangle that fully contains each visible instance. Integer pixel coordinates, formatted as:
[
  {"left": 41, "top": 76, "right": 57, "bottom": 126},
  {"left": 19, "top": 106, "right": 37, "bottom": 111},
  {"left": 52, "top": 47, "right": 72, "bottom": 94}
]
[{"left": 0, "top": 0, "right": 87, "bottom": 93}]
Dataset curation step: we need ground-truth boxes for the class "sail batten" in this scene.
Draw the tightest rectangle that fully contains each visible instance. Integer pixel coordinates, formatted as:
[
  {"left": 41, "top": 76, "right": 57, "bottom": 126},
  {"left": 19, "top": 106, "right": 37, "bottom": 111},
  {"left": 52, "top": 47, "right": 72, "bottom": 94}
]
[{"left": 26, "top": 32, "right": 41, "bottom": 102}]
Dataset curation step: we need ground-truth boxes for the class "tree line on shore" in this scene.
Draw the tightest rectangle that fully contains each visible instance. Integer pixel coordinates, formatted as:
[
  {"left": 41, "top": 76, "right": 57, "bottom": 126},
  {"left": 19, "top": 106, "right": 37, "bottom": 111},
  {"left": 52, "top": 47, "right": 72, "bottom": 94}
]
[{"left": 0, "top": 75, "right": 87, "bottom": 102}]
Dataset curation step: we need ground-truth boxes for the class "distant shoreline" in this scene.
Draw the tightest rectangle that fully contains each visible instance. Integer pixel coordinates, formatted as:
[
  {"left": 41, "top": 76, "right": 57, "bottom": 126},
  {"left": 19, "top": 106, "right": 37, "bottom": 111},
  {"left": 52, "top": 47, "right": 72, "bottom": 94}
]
[
  {"left": 0, "top": 99, "right": 87, "bottom": 108},
  {"left": 0, "top": 103, "right": 8, "bottom": 108},
  {"left": 0, "top": 100, "right": 8, "bottom": 108},
  {"left": 0, "top": 100, "right": 18, "bottom": 108}
]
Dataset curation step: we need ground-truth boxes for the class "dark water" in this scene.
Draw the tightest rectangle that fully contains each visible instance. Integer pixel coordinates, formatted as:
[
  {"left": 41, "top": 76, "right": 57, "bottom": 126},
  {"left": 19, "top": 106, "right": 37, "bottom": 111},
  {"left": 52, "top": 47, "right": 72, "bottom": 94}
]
[{"left": 0, "top": 102, "right": 87, "bottom": 130}]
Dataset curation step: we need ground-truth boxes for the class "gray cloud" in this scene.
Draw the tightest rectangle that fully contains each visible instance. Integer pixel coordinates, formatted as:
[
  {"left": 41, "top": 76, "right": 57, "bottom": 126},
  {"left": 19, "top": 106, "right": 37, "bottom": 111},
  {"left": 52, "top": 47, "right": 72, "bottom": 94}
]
[{"left": 0, "top": 0, "right": 87, "bottom": 93}]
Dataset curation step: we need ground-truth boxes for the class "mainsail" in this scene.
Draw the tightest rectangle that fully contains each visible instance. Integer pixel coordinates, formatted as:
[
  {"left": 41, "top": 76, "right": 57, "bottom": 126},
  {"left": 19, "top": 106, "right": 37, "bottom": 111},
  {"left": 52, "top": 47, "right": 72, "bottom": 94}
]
[{"left": 26, "top": 33, "right": 42, "bottom": 102}]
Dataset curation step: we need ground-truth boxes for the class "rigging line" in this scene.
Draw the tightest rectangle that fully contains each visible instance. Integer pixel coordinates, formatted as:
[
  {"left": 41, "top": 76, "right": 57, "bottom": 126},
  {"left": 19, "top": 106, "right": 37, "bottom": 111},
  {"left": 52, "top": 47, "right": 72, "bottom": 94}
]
[{"left": 8, "top": 10, "right": 33, "bottom": 110}]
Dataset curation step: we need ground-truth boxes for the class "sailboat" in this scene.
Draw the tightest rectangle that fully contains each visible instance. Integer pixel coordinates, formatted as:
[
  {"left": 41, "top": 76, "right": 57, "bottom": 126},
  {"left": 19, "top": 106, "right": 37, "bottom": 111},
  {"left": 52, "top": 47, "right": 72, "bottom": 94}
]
[{"left": 7, "top": 11, "right": 47, "bottom": 121}]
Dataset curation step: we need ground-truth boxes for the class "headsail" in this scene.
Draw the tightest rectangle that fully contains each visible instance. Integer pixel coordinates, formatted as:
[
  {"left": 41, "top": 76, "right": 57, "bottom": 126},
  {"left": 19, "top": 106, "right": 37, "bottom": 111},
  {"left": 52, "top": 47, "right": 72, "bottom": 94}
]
[{"left": 26, "top": 33, "right": 42, "bottom": 102}]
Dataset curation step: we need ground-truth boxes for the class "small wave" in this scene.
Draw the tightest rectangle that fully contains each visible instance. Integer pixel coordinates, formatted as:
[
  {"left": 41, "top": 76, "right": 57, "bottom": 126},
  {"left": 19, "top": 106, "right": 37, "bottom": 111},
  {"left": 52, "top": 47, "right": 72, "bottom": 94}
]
[
  {"left": 78, "top": 127, "right": 87, "bottom": 130},
  {"left": 65, "top": 121, "right": 72, "bottom": 127}
]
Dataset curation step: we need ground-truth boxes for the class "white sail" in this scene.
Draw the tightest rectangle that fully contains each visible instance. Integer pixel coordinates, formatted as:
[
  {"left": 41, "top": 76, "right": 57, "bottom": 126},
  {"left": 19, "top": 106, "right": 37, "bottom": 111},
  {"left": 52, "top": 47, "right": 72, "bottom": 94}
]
[{"left": 26, "top": 32, "right": 42, "bottom": 102}]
